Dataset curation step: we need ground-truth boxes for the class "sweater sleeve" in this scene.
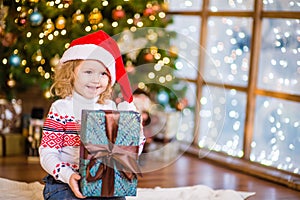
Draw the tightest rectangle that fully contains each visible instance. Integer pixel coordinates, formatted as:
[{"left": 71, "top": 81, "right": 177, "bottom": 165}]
[{"left": 39, "top": 103, "right": 79, "bottom": 184}]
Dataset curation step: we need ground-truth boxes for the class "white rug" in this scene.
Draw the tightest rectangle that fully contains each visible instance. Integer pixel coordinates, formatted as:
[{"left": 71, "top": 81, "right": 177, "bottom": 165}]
[{"left": 0, "top": 178, "right": 255, "bottom": 200}]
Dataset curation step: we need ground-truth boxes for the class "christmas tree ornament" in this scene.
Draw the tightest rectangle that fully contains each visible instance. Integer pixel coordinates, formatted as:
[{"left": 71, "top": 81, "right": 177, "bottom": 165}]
[
  {"left": 7, "top": 78, "right": 16, "bottom": 88},
  {"left": 112, "top": 6, "right": 125, "bottom": 20},
  {"left": 72, "top": 9, "right": 84, "bottom": 23},
  {"left": 62, "top": 0, "right": 73, "bottom": 5},
  {"left": 0, "top": 97, "right": 22, "bottom": 134},
  {"left": 143, "top": 6, "right": 155, "bottom": 17},
  {"left": 88, "top": 8, "right": 102, "bottom": 25},
  {"left": 161, "top": 2, "right": 169, "bottom": 11},
  {"left": 150, "top": 46, "right": 158, "bottom": 54},
  {"left": 168, "top": 45, "right": 178, "bottom": 57},
  {"left": 1, "top": 32, "right": 17, "bottom": 47},
  {"left": 157, "top": 90, "right": 169, "bottom": 105},
  {"left": 152, "top": 3, "right": 161, "bottom": 12},
  {"left": 43, "top": 19, "right": 55, "bottom": 35},
  {"left": 152, "top": 4, "right": 160, "bottom": 13},
  {"left": 16, "top": 11, "right": 27, "bottom": 26},
  {"left": 55, "top": 15, "right": 66, "bottom": 29},
  {"left": 0, "top": 5, "right": 9, "bottom": 33},
  {"left": 29, "top": 10, "right": 43, "bottom": 26},
  {"left": 176, "top": 98, "right": 188, "bottom": 111},
  {"left": 9, "top": 54, "right": 21, "bottom": 67},
  {"left": 28, "top": 0, "right": 40, "bottom": 3},
  {"left": 144, "top": 52, "right": 154, "bottom": 62}
]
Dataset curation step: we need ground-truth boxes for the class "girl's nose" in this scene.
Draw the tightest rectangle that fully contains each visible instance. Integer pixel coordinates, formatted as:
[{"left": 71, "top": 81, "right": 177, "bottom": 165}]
[{"left": 91, "top": 74, "right": 101, "bottom": 83}]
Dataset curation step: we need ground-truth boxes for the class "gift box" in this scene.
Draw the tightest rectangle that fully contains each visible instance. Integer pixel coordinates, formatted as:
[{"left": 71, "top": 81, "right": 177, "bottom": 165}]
[
  {"left": 79, "top": 110, "right": 142, "bottom": 197},
  {"left": 0, "top": 133, "right": 26, "bottom": 157}
]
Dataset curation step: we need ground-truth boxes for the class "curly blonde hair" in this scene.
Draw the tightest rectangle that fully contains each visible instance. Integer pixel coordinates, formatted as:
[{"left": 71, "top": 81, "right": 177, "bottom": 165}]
[{"left": 50, "top": 60, "right": 113, "bottom": 104}]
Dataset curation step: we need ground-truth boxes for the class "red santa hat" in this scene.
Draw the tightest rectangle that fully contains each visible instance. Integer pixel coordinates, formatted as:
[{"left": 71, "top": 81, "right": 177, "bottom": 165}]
[{"left": 60, "top": 30, "right": 133, "bottom": 103}]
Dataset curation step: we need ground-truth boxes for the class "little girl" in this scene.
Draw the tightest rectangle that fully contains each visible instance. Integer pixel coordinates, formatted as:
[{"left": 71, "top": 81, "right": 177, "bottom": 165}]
[{"left": 39, "top": 30, "right": 145, "bottom": 200}]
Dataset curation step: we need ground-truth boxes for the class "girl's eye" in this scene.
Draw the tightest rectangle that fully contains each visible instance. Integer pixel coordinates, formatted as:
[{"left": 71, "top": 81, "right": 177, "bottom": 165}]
[
  {"left": 84, "top": 70, "right": 92, "bottom": 74},
  {"left": 100, "top": 72, "right": 108, "bottom": 76}
]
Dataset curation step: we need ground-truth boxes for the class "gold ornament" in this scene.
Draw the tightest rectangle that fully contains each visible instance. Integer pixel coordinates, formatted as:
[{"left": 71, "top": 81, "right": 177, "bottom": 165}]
[
  {"left": 89, "top": 8, "right": 102, "bottom": 25},
  {"left": 72, "top": 10, "right": 85, "bottom": 23},
  {"left": 161, "top": 2, "right": 169, "bottom": 11},
  {"left": 55, "top": 15, "right": 66, "bottom": 29},
  {"left": 169, "top": 45, "right": 178, "bottom": 57},
  {"left": 7, "top": 74, "right": 16, "bottom": 88},
  {"left": 28, "top": 0, "right": 40, "bottom": 3}
]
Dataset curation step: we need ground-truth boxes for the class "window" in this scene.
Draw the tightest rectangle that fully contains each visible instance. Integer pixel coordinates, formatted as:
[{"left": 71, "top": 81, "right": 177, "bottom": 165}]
[{"left": 167, "top": 0, "right": 300, "bottom": 188}]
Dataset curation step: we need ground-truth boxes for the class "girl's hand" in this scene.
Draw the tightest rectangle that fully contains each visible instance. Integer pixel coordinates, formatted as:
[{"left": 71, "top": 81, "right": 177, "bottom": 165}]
[
  {"left": 69, "top": 173, "right": 86, "bottom": 199},
  {"left": 117, "top": 101, "right": 137, "bottom": 111}
]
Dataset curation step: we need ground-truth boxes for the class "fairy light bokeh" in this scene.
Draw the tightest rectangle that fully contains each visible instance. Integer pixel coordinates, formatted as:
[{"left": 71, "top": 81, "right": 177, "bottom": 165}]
[
  {"left": 166, "top": 15, "right": 201, "bottom": 143},
  {"left": 252, "top": 97, "right": 300, "bottom": 173},
  {"left": 258, "top": 18, "right": 300, "bottom": 95},
  {"left": 205, "top": 17, "right": 252, "bottom": 87}
]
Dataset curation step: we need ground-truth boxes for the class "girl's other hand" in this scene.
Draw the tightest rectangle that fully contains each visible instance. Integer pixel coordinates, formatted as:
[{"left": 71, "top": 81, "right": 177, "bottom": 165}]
[
  {"left": 69, "top": 173, "right": 86, "bottom": 199},
  {"left": 117, "top": 101, "right": 137, "bottom": 111}
]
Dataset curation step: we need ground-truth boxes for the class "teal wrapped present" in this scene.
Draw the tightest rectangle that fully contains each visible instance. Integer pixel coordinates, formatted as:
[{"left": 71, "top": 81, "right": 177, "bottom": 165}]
[{"left": 79, "top": 110, "right": 142, "bottom": 197}]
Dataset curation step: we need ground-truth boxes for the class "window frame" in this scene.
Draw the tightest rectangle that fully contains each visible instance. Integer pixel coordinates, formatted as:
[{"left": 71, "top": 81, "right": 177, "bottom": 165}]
[{"left": 167, "top": 0, "right": 300, "bottom": 190}]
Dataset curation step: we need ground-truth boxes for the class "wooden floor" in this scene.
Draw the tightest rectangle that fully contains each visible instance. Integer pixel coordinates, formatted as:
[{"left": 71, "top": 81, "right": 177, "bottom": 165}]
[{"left": 0, "top": 153, "right": 300, "bottom": 200}]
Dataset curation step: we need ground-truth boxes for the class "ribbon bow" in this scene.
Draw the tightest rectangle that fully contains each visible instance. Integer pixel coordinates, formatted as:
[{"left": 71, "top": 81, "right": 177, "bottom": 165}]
[{"left": 82, "top": 142, "right": 142, "bottom": 197}]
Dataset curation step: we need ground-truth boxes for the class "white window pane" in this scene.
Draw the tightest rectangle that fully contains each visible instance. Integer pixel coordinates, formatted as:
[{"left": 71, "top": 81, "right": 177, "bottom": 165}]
[
  {"left": 251, "top": 96, "right": 300, "bottom": 174},
  {"left": 258, "top": 18, "right": 300, "bottom": 95},
  {"left": 175, "top": 82, "right": 197, "bottom": 143},
  {"left": 198, "top": 86, "right": 246, "bottom": 157},
  {"left": 168, "top": 81, "right": 197, "bottom": 143},
  {"left": 263, "top": 0, "right": 300, "bottom": 11},
  {"left": 204, "top": 17, "right": 252, "bottom": 86},
  {"left": 167, "top": 15, "right": 201, "bottom": 80},
  {"left": 166, "top": 0, "right": 202, "bottom": 11},
  {"left": 209, "top": 0, "right": 254, "bottom": 11}
]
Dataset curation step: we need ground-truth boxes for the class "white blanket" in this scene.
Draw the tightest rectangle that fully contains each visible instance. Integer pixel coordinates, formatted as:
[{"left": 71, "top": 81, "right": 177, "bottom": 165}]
[{"left": 0, "top": 178, "right": 255, "bottom": 200}]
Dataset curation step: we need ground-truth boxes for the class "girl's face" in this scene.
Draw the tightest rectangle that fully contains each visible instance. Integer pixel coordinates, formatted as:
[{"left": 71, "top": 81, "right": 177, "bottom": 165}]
[{"left": 73, "top": 60, "right": 110, "bottom": 99}]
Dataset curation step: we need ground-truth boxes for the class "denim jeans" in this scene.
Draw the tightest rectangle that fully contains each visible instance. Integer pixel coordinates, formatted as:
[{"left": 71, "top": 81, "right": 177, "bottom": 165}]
[{"left": 42, "top": 175, "right": 126, "bottom": 200}]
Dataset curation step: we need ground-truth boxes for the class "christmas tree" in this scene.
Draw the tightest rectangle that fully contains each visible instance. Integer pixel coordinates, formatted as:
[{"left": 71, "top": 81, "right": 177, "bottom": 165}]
[{"left": 0, "top": 0, "right": 186, "bottom": 109}]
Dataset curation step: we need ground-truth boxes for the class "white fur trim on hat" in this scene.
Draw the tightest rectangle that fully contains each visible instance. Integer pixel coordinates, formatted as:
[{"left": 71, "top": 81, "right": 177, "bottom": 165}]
[{"left": 60, "top": 44, "right": 116, "bottom": 85}]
